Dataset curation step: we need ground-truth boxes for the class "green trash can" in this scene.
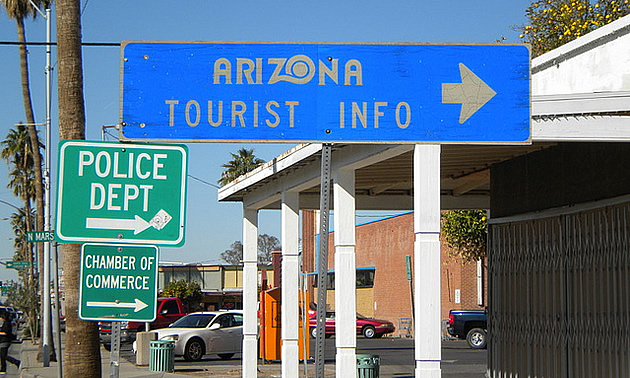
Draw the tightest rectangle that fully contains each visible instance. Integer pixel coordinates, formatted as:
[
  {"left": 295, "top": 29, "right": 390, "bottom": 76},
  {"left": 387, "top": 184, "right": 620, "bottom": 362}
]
[
  {"left": 356, "top": 354, "right": 380, "bottom": 378},
  {"left": 149, "top": 340, "right": 175, "bottom": 373}
]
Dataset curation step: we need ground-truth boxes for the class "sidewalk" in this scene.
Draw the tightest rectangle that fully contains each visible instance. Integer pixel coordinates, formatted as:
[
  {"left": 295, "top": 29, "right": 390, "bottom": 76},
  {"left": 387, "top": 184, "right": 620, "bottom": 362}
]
[
  {"left": 19, "top": 342, "right": 188, "bottom": 378},
  {"left": 18, "top": 343, "right": 335, "bottom": 377}
]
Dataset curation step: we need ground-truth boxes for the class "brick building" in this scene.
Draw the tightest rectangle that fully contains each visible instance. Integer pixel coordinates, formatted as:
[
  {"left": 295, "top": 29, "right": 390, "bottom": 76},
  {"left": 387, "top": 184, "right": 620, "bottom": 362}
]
[{"left": 302, "top": 210, "right": 486, "bottom": 336}]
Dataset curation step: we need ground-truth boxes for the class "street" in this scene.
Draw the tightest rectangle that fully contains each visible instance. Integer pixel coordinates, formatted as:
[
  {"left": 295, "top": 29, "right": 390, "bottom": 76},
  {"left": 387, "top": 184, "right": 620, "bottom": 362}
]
[{"left": 117, "top": 337, "right": 486, "bottom": 377}]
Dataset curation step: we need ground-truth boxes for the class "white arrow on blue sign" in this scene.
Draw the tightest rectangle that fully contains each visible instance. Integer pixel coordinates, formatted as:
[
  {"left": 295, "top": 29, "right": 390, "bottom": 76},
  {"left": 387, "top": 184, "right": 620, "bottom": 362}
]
[{"left": 121, "top": 42, "right": 530, "bottom": 144}]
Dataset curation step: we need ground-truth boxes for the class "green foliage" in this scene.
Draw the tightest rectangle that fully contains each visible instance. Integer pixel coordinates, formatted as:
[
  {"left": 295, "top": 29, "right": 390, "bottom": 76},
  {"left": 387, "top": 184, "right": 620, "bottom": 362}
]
[
  {"left": 160, "top": 280, "right": 203, "bottom": 312},
  {"left": 257, "top": 234, "right": 281, "bottom": 263},
  {"left": 220, "top": 241, "right": 243, "bottom": 265},
  {"left": 7, "top": 281, "right": 40, "bottom": 338},
  {"left": 441, "top": 210, "right": 488, "bottom": 263},
  {"left": 518, "top": 0, "right": 630, "bottom": 57},
  {"left": 220, "top": 234, "right": 282, "bottom": 265},
  {"left": 217, "top": 148, "right": 265, "bottom": 186}
]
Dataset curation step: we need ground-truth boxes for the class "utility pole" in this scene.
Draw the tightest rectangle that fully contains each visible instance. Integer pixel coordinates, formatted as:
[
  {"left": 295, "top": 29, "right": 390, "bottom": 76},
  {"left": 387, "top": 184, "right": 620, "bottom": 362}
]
[{"left": 27, "top": 0, "right": 54, "bottom": 368}]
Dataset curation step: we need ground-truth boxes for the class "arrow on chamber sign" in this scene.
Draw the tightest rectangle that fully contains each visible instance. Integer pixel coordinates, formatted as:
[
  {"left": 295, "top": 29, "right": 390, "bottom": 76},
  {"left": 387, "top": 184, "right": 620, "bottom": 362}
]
[
  {"left": 86, "top": 298, "right": 149, "bottom": 312},
  {"left": 442, "top": 63, "right": 497, "bottom": 124}
]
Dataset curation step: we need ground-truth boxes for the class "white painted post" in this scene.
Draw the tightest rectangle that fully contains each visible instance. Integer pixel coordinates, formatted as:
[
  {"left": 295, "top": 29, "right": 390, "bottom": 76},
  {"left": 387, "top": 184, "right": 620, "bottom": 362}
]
[
  {"left": 281, "top": 191, "right": 300, "bottom": 376},
  {"left": 333, "top": 167, "right": 357, "bottom": 377},
  {"left": 414, "top": 144, "right": 442, "bottom": 378},
  {"left": 242, "top": 207, "right": 259, "bottom": 378}
]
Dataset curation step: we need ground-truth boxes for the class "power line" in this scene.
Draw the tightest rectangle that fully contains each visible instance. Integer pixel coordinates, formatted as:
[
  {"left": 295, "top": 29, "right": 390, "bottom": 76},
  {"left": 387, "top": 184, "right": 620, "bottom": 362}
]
[
  {"left": 188, "top": 175, "right": 220, "bottom": 189},
  {"left": 0, "top": 41, "right": 120, "bottom": 46}
]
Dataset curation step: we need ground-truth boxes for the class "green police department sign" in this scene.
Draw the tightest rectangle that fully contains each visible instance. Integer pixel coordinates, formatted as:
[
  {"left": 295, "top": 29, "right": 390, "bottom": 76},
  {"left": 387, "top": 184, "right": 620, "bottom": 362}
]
[{"left": 55, "top": 140, "right": 187, "bottom": 246}]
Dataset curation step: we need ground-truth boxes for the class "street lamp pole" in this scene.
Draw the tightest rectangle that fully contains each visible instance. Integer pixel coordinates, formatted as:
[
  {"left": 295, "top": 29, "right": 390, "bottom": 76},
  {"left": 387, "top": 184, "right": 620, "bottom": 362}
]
[
  {"left": 27, "top": 0, "right": 54, "bottom": 368},
  {"left": 42, "top": 5, "right": 53, "bottom": 369},
  {"left": 0, "top": 200, "right": 20, "bottom": 211}
]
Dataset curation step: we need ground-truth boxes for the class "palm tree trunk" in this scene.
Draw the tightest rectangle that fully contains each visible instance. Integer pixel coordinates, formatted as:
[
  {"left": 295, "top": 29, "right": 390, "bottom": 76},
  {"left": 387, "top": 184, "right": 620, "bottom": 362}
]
[
  {"left": 15, "top": 16, "right": 53, "bottom": 361},
  {"left": 56, "top": 0, "right": 100, "bottom": 376}
]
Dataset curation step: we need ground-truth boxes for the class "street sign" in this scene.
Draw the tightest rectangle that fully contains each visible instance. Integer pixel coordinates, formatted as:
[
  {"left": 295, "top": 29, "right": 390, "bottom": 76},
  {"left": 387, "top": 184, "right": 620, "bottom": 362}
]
[
  {"left": 121, "top": 42, "right": 530, "bottom": 144},
  {"left": 79, "top": 243, "right": 158, "bottom": 322},
  {"left": 6, "top": 261, "right": 30, "bottom": 269},
  {"left": 27, "top": 230, "right": 55, "bottom": 243},
  {"left": 55, "top": 140, "right": 188, "bottom": 246}
]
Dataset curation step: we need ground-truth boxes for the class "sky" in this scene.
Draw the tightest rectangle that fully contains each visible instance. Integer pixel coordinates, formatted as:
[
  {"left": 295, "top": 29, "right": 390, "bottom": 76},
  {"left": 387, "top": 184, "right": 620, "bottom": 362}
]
[{"left": 0, "top": 0, "right": 532, "bottom": 283}]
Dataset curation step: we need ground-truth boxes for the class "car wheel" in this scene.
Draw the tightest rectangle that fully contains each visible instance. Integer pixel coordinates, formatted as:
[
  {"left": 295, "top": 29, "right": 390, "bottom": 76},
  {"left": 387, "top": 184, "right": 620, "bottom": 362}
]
[
  {"left": 310, "top": 327, "right": 317, "bottom": 339},
  {"left": 184, "top": 338, "right": 205, "bottom": 361},
  {"left": 362, "top": 326, "right": 376, "bottom": 339},
  {"left": 218, "top": 353, "right": 234, "bottom": 360},
  {"left": 466, "top": 328, "right": 487, "bottom": 349}
]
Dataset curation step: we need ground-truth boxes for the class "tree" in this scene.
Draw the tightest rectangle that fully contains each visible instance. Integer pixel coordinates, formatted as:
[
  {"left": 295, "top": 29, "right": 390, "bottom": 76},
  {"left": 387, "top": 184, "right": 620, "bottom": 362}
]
[
  {"left": 1, "top": 0, "right": 48, "bottom": 349},
  {"left": 257, "top": 234, "right": 281, "bottom": 263},
  {"left": 518, "top": 0, "right": 630, "bottom": 57},
  {"left": 56, "top": 0, "right": 100, "bottom": 375},
  {"left": 220, "top": 235, "right": 282, "bottom": 265},
  {"left": 8, "top": 208, "right": 41, "bottom": 341},
  {"left": 161, "top": 280, "right": 203, "bottom": 312},
  {"left": 220, "top": 241, "right": 243, "bottom": 265},
  {"left": 441, "top": 210, "right": 488, "bottom": 264},
  {"left": 217, "top": 147, "right": 265, "bottom": 186},
  {"left": 1, "top": 126, "right": 36, "bottom": 287},
  {"left": 10, "top": 208, "right": 35, "bottom": 284},
  {"left": 7, "top": 282, "right": 39, "bottom": 340}
]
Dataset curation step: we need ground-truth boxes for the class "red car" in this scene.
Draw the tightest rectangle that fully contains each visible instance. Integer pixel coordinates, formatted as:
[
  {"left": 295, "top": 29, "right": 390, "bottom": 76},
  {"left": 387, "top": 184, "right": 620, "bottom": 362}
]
[{"left": 308, "top": 311, "right": 395, "bottom": 339}]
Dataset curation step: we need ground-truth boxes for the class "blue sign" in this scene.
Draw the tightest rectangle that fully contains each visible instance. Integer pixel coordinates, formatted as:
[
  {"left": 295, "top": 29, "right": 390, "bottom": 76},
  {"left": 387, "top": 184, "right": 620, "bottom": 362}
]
[{"left": 121, "top": 42, "right": 530, "bottom": 143}]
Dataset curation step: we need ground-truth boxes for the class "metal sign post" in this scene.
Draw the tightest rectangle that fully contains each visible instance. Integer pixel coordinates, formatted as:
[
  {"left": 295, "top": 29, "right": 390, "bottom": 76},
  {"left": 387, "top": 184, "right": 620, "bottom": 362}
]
[
  {"left": 51, "top": 242, "right": 63, "bottom": 378},
  {"left": 315, "top": 144, "right": 332, "bottom": 378},
  {"left": 110, "top": 321, "right": 121, "bottom": 378}
]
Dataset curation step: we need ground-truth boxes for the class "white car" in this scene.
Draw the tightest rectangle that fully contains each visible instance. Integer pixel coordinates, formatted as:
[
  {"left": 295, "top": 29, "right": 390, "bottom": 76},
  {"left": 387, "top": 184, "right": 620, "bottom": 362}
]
[{"left": 154, "top": 310, "right": 243, "bottom": 361}]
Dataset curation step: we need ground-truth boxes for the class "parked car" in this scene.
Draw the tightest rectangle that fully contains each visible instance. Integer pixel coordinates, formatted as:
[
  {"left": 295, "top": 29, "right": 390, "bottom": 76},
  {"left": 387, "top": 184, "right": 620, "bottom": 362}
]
[
  {"left": 309, "top": 311, "right": 395, "bottom": 339},
  {"left": 99, "top": 297, "right": 188, "bottom": 350},
  {"left": 16, "top": 311, "right": 26, "bottom": 326},
  {"left": 447, "top": 309, "right": 488, "bottom": 349},
  {"left": 154, "top": 310, "right": 243, "bottom": 361},
  {"left": 0, "top": 306, "right": 18, "bottom": 330}
]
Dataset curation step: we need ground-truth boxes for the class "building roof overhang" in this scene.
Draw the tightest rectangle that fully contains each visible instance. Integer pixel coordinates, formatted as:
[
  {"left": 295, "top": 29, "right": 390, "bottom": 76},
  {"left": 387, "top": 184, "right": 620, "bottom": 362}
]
[{"left": 218, "top": 15, "right": 630, "bottom": 211}]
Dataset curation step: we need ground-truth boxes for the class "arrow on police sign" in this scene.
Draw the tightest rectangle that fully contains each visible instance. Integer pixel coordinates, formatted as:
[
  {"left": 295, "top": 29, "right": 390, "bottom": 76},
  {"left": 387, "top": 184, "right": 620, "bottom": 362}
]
[
  {"left": 55, "top": 140, "right": 187, "bottom": 246},
  {"left": 120, "top": 41, "right": 530, "bottom": 144},
  {"left": 79, "top": 243, "right": 158, "bottom": 322}
]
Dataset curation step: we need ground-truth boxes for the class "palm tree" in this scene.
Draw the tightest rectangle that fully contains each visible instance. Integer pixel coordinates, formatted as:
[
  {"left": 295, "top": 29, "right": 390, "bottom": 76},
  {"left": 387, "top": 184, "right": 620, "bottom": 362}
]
[
  {"left": 217, "top": 147, "right": 265, "bottom": 186},
  {"left": 1, "top": 125, "right": 36, "bottom": 287},
  {"left": 2, "top": 0, "right": 48, "bottom": 302},
  {"left": 10, "top": 208, "right": 40, "bottom": 341},
  {"left": 0, "top": 126, "right": 54, "bottom": 361},
  {"left": 56, "top": 0, "right": 100, "bottom": 375},
  {"left": 10, "top": 208, "right": 35, "bottom": 284},
  {"left": 2, "top": 0, "right": 49, "bottom": 359}
]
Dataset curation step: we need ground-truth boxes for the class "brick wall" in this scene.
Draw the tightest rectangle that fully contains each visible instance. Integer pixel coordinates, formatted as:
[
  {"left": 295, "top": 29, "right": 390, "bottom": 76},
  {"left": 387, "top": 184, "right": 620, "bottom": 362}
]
[{"left": 303, "top": 211, "right": 486, "bottom": 336}]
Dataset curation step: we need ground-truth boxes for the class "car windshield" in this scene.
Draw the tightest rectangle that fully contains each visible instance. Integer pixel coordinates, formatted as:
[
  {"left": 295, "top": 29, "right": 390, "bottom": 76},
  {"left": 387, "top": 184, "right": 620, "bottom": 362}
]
[
  {"left": 356, "top": 313, "right": 368, "bottom": 319},
  {"left": 171, "top": 314, "right": 216, "bottom": 328}
]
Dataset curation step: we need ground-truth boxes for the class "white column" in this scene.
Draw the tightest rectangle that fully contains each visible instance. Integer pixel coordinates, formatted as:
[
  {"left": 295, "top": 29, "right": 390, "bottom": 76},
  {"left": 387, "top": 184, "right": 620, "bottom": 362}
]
[
  {"left": 242, "top": 207, "right": 259, "bottom": 378},
  {"left": 414, "top": 144, "right": 442, "bottom": 378},
  {"left": 281, "top": 191, "right": 300, "bottom": 377},
  {"left": 333, "top": 167, "right": 357, "bottom": 377}
]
